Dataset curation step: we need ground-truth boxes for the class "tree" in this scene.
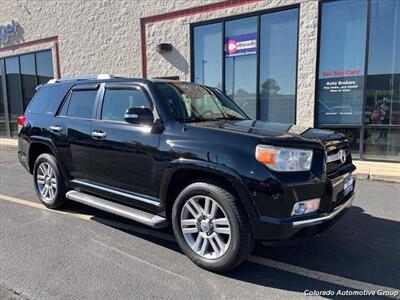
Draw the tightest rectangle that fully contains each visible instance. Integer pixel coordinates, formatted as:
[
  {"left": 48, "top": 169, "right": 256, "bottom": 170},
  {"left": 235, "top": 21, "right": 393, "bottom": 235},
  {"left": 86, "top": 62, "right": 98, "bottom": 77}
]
[{"left": 260, "top": 79, "right": 281, "bottom": 95}]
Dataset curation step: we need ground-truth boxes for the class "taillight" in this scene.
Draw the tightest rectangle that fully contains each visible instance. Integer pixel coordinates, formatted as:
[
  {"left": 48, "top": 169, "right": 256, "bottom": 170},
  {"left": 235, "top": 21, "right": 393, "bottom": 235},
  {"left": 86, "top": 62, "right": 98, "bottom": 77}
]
[
  {"left": 17, "top": 115, "right": 27, "bottom": 126},
  {"left": 17, "top": 115, "right": 27, "bottom": 133}
]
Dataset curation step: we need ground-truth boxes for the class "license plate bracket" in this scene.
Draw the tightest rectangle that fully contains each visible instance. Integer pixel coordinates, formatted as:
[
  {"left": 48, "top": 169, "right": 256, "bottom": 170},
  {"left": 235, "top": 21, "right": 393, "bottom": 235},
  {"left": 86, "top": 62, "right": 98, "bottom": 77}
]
[{"left": 343, "top": 173, "right": 353, "bottom": 197}]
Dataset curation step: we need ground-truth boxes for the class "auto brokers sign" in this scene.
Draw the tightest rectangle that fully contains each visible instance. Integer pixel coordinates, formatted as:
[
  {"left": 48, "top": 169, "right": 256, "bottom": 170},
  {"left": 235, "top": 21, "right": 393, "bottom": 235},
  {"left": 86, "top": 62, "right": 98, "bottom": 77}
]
[{"left": 0, "top": 20, "right": 18, "bottom": 44}]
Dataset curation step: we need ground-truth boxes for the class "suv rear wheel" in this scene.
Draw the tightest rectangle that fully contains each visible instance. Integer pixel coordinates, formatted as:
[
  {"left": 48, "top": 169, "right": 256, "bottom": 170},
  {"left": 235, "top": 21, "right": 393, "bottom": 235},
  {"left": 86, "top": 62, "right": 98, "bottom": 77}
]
[
  {"left": 172, "top": 182, "right": 253, "bottom": 272},
  {"left": 33, "top": 153, "right": 67, "bottom": 209}
]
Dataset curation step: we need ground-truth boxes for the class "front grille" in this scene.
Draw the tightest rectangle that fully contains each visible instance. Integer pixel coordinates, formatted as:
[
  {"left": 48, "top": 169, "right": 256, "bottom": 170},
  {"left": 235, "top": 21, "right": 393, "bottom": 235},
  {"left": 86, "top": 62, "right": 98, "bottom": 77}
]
[
  {"left": 325, "top": 145, "right": 351, "bottom": 174},
  {"left": 326, "top": 160, "right": 342, "bottom": 174}
]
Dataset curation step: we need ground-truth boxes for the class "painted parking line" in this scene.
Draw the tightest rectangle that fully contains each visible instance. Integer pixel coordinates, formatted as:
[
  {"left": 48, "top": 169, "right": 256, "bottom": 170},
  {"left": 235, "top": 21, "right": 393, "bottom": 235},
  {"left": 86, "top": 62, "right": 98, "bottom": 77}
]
[
  {"left": 246, "top": 256, "right": 397, "bottom": 295},
  {"left": 0, "top": 193, "right": 175, "bottom": 241},
  {"left": 0, "top": 193, "right": 398, "bottom": 297},
  {"left": 0, "top": 194, "right": 93, "bottom": 220}
]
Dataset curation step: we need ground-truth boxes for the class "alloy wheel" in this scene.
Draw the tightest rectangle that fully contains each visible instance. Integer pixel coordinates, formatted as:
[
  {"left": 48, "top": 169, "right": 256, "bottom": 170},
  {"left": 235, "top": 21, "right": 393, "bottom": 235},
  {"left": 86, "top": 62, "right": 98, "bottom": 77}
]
[
  {"left": 36, "top": 162, "right": 57, "bottom": 203},
  {"left": 180, "top": 195, "right": 231, "bottom": 259}
]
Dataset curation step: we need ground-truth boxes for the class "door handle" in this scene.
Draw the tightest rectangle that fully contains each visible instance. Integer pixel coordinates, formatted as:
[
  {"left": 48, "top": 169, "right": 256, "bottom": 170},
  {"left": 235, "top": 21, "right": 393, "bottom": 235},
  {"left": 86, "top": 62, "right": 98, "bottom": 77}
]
[
  {"left": 91, "top": 130, "right": 107, "bottom": 139},
  {"left": 49, "top": 125, "right": 63, "bottom": 132}
]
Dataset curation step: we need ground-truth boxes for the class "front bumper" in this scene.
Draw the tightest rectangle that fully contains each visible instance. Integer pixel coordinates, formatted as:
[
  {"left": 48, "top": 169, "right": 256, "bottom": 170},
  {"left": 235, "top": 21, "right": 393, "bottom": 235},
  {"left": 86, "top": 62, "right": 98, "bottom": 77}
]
[
  {"left": 252, "top": 172, "right": 356, "bottom": 242},
  {"left": 292, "top": 193, "right": 354, "bottom": 227},
  {"left": 253, "top": 195, "right": 354, "bottom": 243}
]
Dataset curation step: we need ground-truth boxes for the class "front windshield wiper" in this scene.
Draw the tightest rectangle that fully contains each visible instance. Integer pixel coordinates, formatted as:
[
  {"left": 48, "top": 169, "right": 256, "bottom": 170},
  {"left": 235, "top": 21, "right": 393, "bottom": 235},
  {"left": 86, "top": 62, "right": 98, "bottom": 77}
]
[
  {"left": 181, "top": 119, "right": 206, "bottom": 123},
  {"left": 213, "top": 116, "right": 246, "bottom": 121}
]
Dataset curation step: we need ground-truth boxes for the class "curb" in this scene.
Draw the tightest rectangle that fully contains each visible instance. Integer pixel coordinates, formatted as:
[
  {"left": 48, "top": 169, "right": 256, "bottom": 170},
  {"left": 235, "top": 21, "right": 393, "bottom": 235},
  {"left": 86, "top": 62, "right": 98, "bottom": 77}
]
[
  {"left": 0, "top": 138, "right": 17, "bottom": 148},
  {"left": 353, "top": 173, "right": 400, "bottom": 184},
  {"left": 353, "top": 160, "right": 400, "bottom": 183}
]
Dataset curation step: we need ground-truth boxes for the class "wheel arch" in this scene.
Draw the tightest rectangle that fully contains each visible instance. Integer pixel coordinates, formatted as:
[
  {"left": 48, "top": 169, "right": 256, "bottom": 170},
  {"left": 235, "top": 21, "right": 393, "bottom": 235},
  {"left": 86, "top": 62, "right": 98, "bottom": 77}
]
[
  {"left": 159, "top": 159, "right": 258, "bottom": 228},
  {"left": 28, "top": 137, "right": 68, "bottom": 180}
]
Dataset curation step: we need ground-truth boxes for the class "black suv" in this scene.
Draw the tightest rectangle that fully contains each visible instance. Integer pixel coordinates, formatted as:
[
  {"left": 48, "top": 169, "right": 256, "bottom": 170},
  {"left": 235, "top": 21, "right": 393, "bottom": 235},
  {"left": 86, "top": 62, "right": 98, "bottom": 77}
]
[{"left": 18, "top": 75, "right": 356, "bottom": 272}]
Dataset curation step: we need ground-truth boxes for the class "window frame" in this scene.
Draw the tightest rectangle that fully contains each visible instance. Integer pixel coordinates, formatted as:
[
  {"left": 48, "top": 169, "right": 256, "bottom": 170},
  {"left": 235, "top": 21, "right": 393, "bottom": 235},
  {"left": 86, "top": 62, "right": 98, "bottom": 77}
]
[
  {"left": 99, "top": 86, "right": 152, "bottom": 124},
  {"left": 190, "top": 4, "right": 300, "bottom": 123},
  {"left": 95, "top": 83, "right": 155, "bottom": 126},
  {"left": 56, "top": 84, "right": 100, "bottom": 120},
  {"left": 315, "top": 0, "right": 400, "bottom": 162}
]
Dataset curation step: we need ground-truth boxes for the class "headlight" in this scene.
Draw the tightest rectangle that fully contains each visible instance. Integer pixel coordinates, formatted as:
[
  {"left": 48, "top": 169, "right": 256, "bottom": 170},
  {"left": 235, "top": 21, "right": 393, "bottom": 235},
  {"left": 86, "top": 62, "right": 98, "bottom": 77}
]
[{"left": 255, "top": 145, "right": 313, "bottom": 172}]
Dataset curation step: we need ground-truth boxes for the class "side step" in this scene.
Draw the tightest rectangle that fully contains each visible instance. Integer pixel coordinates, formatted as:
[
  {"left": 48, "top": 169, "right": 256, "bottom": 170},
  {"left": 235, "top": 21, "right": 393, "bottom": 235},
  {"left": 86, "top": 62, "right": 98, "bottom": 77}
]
[{"left": 66, "top": 191, "right": 168, "bottom": 228}]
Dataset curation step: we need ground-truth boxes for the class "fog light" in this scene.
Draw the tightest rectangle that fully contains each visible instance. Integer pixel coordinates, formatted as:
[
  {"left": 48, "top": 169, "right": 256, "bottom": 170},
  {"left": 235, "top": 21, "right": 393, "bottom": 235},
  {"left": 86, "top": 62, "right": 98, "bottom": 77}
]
[{"left": 291, "top": 198, "right": 320, "bottom": 216}]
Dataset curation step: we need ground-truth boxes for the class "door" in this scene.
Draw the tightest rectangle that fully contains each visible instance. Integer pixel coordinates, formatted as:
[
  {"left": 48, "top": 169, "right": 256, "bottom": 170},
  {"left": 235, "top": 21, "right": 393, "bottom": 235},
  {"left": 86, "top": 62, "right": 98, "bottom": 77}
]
[
  {"left": 50, "top": 84, "right": 99, "bottom": 180},
  {"left": 90, "top": 84, "right": 160, "bottom": 199}
]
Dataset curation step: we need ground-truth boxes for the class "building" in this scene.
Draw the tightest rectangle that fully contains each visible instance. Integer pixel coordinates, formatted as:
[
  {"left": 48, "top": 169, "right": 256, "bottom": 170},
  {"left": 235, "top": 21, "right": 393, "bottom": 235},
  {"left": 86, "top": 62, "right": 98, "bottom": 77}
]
[{"left": 0, "top": 0, "right": 399, "bottom": 162}]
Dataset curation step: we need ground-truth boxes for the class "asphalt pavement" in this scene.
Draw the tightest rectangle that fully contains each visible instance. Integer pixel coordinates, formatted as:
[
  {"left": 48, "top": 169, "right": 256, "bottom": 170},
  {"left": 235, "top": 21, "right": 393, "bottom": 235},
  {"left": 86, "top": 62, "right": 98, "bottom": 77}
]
[{"left": 0, "top": 147, "right": 399, "bottom": 299}]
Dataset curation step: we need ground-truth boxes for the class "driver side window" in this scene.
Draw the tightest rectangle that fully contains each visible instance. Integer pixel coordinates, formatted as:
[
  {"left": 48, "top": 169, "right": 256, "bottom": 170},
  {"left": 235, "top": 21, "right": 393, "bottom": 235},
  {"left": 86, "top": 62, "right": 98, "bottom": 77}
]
[{"left": 101, "top": 88, "right": 150, "bottom": 122}]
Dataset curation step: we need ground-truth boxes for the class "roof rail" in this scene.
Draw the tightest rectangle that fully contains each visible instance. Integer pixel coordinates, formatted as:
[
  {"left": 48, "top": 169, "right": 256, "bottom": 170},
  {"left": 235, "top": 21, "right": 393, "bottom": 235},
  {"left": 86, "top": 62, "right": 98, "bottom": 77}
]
[
  {"left": 47, "top": 74, "right": 116, "bottom": 84},
  {"left": 97, "top": 74, "right": 115, "bottom": 79}
]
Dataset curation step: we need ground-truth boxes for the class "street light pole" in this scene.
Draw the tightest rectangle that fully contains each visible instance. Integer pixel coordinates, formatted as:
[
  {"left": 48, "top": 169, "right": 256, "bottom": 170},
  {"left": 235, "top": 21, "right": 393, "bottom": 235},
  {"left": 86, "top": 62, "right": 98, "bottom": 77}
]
[{"left": 202, "top": 59, "right": 208, "bottom": 85}]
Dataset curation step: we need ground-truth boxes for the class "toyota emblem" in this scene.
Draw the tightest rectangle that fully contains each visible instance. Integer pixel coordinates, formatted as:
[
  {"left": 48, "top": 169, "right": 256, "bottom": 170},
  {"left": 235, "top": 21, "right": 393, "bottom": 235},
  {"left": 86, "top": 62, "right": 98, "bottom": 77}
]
[{"left": 338, "top": 149, "right": 347, "bottom": 164}]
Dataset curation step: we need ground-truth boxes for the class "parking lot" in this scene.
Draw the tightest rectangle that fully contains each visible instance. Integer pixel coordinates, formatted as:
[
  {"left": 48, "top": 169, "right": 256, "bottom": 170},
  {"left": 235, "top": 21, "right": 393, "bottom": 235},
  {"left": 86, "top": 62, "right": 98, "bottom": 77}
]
[{"left": 0, "top": 146, "right": 399, "bottom": 299}]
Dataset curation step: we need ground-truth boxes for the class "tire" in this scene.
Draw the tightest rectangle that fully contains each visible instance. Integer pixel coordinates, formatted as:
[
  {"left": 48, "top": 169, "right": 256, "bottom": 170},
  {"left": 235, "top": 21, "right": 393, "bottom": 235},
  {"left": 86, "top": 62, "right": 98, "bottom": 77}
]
[
  {"left": 172, "top": 181, "right": 254, "bottom": 272},
  {"left": 33, "top": 153, "right": 67, "bottom": 209}
]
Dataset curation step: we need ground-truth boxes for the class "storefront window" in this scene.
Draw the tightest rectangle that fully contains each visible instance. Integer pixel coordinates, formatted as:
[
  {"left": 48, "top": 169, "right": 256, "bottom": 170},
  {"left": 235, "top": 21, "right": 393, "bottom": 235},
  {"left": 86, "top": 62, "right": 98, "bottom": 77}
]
[
  {"left": 20, "top": 54, "right": 37, "bottom": 109},
  {"left": 225, "top": 17, "right": 257, "bottom": 118},
  {"left": 317, "top": 0, "right": 367, "bottom": 126},
  {"left": 364, "top": 128, "right": 400, "bottom": 160},
  {"left": 193, "top": 23, "right": 223, "bottom": 88},
  {"left": 363, "top": 0, "right": 400, "bottom": 160},
  {"left": 259, "top": 8, "right": 298, "bottom": 123},
  {"left": 36, "top": 50, "right": 54, "bottom": 84},
  {"left": 192, "top": 7, "right": 299, "bottom": 121},
  {"left": 0, "top": 64, "right": 5, "bottom": 136},
  {"left": 365, "top": 0, "right": 400, "bottom": 126},
  {"left": 5, "top": 56, "right": 24, "bottom": 129},
  {"left": 317, "top": 0, "right": 400, "bottom": 161},
  {"left": 2, "top": 50, "right": 54, "bottom": 136}
]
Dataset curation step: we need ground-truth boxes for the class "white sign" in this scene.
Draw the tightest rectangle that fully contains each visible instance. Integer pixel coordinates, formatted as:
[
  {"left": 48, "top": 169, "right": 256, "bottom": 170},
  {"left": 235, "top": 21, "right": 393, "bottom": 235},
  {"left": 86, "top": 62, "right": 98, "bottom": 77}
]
[{"left": 0, "top": 20, "right": 18, "bottom": 44}]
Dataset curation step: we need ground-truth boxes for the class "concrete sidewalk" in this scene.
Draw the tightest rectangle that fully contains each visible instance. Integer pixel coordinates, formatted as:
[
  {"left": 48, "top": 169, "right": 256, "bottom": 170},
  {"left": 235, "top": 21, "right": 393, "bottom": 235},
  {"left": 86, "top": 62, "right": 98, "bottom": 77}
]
[
  {"left": 353, "top": 160, "right": 400, "bottom": 183},
  {"left": 0, "top": 138, "right": 17, "bottom": 148},
  {"left": 1, "top": 138, "right": 399, "bottom": 182}
]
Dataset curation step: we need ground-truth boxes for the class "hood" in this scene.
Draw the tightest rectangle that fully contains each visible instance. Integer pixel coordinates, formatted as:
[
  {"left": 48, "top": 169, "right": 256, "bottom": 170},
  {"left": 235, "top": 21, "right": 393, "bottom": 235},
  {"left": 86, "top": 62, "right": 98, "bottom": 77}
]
[{"left": 188, "top": 120, "right": 348, "bottom": 145}]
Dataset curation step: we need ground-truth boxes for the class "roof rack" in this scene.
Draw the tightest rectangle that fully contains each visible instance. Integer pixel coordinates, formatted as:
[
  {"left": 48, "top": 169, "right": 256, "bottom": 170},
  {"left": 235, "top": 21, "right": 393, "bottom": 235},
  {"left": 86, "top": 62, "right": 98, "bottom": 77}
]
[{"left": 47, "top": 74, "right": 116, "bottom": 84}]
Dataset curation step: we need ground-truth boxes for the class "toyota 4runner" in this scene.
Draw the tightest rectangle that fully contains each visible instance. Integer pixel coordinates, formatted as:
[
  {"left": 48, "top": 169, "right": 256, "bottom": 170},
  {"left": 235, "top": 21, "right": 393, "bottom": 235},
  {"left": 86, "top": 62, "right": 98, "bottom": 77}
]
[{"left": 18, "top": 75, "right": 356, "bottom": 272}]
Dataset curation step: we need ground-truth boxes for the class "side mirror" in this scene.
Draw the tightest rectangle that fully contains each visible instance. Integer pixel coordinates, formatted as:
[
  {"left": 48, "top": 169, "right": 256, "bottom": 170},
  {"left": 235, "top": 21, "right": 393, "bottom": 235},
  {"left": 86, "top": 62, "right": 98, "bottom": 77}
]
[{"left": 124, "top": 107, "right": 154, "bottom": 125}]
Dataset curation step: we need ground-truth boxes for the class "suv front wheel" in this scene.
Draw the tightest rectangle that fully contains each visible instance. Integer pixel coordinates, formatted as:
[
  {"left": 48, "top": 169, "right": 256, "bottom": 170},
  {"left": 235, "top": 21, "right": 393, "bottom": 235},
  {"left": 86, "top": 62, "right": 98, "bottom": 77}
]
[
  {"left": 33, "top": 153, "right": 67, "bottom": 209},
  {"left": 172, "top": 182, "right": 253, "bottom": 272}
]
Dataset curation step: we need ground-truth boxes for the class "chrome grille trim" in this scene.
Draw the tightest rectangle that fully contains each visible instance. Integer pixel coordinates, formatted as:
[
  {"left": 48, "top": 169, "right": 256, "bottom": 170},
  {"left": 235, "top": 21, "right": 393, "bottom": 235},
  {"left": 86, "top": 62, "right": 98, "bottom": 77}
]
[{"left": 326, "top": 149, "right": 349, "bottom": 163}]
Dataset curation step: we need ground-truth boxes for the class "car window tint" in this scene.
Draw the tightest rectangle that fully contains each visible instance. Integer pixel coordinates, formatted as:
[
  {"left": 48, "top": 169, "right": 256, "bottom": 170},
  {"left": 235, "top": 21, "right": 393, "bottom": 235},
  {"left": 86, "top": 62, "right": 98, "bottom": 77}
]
[
  {"left": 58, "top": 94, "right": 70, "bottom": 116},
  {"left": 28, "top": 85, "right": 61, "bottom": 114},
  {"left": 66, "top": 90, "right": 97, "bottom": 119},
  {"left": 101, "top": 89, "right": 150, "bottom": 122}
]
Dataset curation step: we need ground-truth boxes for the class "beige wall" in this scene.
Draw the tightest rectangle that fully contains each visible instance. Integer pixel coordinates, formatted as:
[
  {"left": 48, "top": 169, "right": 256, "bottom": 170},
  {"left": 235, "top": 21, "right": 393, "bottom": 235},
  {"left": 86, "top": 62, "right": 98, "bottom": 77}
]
[{"left": 0, "top": 0, "right": 319, "bottom": 126}]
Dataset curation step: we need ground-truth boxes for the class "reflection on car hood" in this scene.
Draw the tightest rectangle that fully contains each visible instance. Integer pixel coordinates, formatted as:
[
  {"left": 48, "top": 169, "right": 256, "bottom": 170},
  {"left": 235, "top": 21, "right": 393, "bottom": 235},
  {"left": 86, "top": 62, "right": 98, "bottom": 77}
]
[{"left": 190, "top": 120, "right": 347, "bottom": 143}]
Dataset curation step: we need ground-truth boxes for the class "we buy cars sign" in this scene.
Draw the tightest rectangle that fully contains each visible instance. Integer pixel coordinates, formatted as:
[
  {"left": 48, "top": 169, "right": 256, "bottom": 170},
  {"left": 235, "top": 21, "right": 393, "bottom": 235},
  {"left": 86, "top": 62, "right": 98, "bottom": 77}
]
[{"left": 224, "top": 33, "right": 257, "bottom": 57}]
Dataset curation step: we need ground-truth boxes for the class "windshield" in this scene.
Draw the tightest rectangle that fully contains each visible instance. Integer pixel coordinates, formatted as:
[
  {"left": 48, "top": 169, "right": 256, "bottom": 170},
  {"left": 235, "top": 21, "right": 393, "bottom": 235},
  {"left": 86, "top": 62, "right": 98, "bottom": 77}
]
[{"left": 156, "top": 82, "right": 249, "bottom": 123}]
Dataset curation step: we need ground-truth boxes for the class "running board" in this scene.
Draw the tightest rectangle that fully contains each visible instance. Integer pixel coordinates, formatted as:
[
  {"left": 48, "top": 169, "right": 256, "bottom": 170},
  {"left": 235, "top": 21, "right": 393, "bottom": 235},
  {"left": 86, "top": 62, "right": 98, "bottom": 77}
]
[{"left": 66, "top": 191, "right": 168, "bottom": 228}]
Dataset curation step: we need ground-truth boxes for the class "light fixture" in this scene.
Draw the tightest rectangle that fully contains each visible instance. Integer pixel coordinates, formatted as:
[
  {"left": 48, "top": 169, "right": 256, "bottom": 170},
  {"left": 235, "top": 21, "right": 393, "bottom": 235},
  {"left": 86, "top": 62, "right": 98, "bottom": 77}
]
[{"left": 156, "top": 43, "right": 172, "bottom": 53}]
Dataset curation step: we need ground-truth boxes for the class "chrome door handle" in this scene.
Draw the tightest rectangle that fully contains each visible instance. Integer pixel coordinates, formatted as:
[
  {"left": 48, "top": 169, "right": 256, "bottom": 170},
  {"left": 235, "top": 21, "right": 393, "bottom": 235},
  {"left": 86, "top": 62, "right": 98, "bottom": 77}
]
[
  {"left": 91, "top": 130, "right": 107, "bottom": 138},
  {"left": 49, "top": 125, "right": 63, "bottom": 132}
]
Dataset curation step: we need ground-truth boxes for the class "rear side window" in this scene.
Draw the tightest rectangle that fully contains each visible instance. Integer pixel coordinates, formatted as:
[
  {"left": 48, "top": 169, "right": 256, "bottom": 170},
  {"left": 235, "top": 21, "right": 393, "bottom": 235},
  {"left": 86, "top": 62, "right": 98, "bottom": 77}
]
[
  {"left": 61, "top": 90, "right": 97, "bottom": 119},
  {"left": 101, "top": 89, "right": 150, "bottom": 122},
  {"left": 27, "top": 85, "right": 65, "bottom": 114}
]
